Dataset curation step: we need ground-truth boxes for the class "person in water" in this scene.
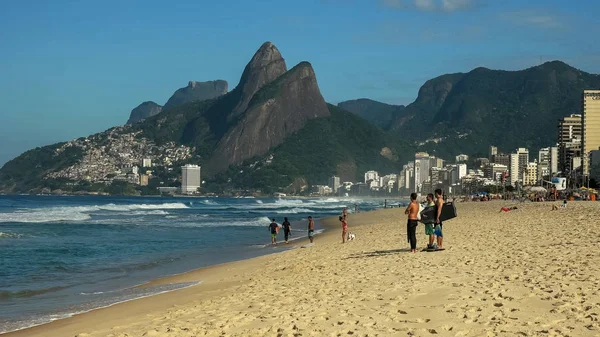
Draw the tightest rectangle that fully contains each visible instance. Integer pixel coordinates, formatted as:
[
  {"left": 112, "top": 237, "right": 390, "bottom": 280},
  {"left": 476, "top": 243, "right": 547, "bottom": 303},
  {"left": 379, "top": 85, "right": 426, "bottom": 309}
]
[
  {"left": 339, "top": 215, "right": 348, "bottom": 243},
  {"left": 268, "top": 219, "right": 279, "bottom": 245},
  {"left": 405, "top": 192, "right": 419, "bottom": 253},
  {"left": 424, "top": 193, "right": 436, "bottom": 249},
  {"left": 307, "top": 216, "right": 315, "bottom": 243},
  {"left": 282, "top": 217, "right": 292, "bottom": 244}
]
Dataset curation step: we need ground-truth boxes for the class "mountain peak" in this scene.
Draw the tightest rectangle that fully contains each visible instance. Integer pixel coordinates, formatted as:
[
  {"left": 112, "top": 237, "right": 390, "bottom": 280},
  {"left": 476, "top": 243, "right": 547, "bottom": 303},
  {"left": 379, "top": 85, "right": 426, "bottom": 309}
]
[
  {"left": 230, "top": 42, "right": 287, "bottom": 118},
  {"left": 126, "top": 101, "right": 163, "bottom": 124},
  {"left": 163, "top": 80, "right": 228, "bottom": 109}
]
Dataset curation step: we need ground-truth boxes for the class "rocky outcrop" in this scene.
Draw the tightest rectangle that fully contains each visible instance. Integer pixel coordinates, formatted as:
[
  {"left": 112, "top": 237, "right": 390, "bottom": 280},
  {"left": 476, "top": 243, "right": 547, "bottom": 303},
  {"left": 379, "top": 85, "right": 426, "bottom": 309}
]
[
  {"left": 229, "top": 42, "right": 288, "bottom": 121},
  {"left": 208, "top": 62, "right": 329, "bottom": 172},
  {"left": 163, "top": 80, "right": 228, "bottom": 109},
  {"left": 126, "top": 101, "right": 163, "bottom": 124}
]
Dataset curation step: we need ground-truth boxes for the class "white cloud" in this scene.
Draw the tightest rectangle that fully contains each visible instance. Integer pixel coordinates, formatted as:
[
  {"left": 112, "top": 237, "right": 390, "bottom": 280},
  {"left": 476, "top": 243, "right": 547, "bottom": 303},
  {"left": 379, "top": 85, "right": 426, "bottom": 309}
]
[
  {"left": 381, "top": 0, "right": 475, "bottom": 12},
  {"left": 500, "top": 10, "right": 565, "bottom": 29},
  {"left": 415, "top": 0, "right": 436, "bottom": 11}
]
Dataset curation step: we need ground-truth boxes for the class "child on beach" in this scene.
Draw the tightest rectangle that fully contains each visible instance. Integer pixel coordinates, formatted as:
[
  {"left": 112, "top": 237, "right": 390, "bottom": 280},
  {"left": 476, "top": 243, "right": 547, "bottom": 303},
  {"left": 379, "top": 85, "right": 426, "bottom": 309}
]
[{"left": 339, "top": 215, "right": 348, "bottom": 243}]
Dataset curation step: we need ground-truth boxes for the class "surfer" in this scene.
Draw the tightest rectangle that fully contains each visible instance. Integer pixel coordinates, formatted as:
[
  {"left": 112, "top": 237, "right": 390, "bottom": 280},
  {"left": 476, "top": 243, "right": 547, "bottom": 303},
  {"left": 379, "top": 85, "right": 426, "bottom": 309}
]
[
  {"left": 405, "top": 193, "right": 419, "bottom": 253},
  {"left": 268, "top": 219, "right": 279, "bottom": 245},
  {"left": 282, "top": 217, "right": 292, "bottom": 243},
  {"left": 308, "top": 216, "right": 315, "bottom": 243},
  {"left": 434, "top": 189, "right": 444, "bottom": 249},
  {"left": 425, "top": 193, "right": 436, "bottom": 249}
]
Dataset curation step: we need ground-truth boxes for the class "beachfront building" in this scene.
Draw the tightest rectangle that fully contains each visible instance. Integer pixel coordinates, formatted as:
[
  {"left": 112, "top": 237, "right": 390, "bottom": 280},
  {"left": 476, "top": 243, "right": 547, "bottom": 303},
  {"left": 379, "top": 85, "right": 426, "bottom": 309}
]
[
  {"left": 489, "top": 146, "right": 498, "bottom": 161},
  {"left": 492, "top": 152, "right": 510, "bottom": 167},
  {"left": 398, "top": 162, "right": 414, "bottom": 195},
  {"left": 484, "top": 163, "right": 508, "bottom": 181},
  {"left": 328, "top": 176, "right": 340, "bottom": 194},
  {"left": 455, "top": 154, "right": 469, "bottom": 163},
  {"left": 558, "top": 114, "right": 583, "bottom": 174},
  {"left": 364, "top": 170, "right": 379, "bottom": 184},
  {"left": 538, "top": 146, "right": 558, "bottom": 178},
  {"left": 181, "top": 164, "right": 201, "bottom": 194},
  {"left": 582, "top": 90, "right": 600, "bottom": 179},
  {"left": 414, "top": 152, "right": 431, "bottom": 194},
  {"left": 430, "top": 156, "right": 445, "bottom": 169},
  {"left": 142, "top": 158, "right": 152, "bottom": 168},
  {"left": 522, "top": 162, "right": 538, "bottom": 186}
]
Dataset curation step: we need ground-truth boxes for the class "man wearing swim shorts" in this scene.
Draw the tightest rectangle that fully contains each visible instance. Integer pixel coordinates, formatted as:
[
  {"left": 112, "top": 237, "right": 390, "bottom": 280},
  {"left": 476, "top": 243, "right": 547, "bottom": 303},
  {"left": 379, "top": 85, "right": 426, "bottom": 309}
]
[
  {"left": 425, "top": 193, "right": 435, "bottom": 249},
  {"left": 268, "top": 219, "right": 279, "bottom": 245},
  {"left": 434, "top": 189, "right": 444, "bottom": 249},
  {"left": 405, "top": 192, "right": 419, "bottom": 253},
  {"left": 307, "top": 216, "right": 315, "bottom": 243},
  {"left": 282, "top": 217, "right": 292, "bottom": 244}
]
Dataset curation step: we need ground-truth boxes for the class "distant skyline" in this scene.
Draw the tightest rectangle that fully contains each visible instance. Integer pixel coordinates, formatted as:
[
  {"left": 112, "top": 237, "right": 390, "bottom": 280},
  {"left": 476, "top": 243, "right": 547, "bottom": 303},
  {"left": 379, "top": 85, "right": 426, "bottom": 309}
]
[{"left": 1, "top": 0, "right": 600, "bottom": 166}]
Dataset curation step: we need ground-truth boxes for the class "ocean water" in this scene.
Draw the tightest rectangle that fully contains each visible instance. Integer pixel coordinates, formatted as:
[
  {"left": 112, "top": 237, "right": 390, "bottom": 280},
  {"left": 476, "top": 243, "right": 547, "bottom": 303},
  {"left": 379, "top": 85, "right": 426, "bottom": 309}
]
[{"left": 0, "top": 195, "right": 392, "bottom": 333}]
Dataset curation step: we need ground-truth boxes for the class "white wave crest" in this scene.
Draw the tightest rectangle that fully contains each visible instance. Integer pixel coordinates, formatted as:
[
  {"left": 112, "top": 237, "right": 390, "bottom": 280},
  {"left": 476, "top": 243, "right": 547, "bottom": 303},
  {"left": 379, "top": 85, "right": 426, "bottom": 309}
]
[
  {"left": 274, "top": 208, "right": 313, "bottom": 214},
  {"left": 0, "top": 203, "right": 187, "bottom": 223}
]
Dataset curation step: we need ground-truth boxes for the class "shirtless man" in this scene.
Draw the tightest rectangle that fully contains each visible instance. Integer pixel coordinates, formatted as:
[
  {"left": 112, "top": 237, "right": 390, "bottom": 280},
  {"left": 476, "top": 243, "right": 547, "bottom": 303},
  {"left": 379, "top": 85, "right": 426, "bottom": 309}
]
[
  {"left": 404, "top": 192, "right": 419, "bottom": 253},
  {"left": 434, "top": 189, "right": 444, "bottom": 249},
  {"left": 307, "top": 216, "right": 315, "bottom": 243}
]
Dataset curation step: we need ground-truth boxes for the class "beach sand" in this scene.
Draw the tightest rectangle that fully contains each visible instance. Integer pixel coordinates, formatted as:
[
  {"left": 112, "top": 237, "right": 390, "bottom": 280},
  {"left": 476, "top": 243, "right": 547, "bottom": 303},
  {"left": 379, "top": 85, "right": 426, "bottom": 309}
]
[{"left": 6, "top": 201, "right": 600, "bottom": 337}]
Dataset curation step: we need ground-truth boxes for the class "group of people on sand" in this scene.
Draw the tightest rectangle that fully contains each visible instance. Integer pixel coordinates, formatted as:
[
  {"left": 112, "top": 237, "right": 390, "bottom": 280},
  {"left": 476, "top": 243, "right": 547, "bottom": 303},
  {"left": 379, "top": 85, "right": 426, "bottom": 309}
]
[
  {"left": 268, "top": 206, "right": 354, "bottom": 245},
  {"left": 405, "top": 189, "right": 445, "bottom": 253},
  {"left": 268, "top": 216, "right": 315, "bottom": 245}
]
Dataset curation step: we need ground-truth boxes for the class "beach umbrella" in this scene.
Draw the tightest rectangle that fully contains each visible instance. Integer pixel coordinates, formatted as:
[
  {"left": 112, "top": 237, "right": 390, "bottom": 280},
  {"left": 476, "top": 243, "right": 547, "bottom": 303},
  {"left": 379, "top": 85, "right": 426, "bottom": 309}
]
[{"left": 530, "top": 186, "right": 547, "bottom": 192}]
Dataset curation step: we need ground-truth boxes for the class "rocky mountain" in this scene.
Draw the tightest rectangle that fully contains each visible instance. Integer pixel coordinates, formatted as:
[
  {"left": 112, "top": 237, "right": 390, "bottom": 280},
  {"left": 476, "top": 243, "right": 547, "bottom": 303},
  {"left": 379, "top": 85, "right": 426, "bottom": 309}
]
[
  {"left": 345, "top": 62, "right": 600, "bottom": 157},
  {"left": 126, "top": 101, "right": 163, "bottom": 124},
  {"left": 337, "top": 98, "right": 405, "bottom": 129},
  {"left": 163, "top": 80, "right": 228, "bottom": 109},
  {"left": 1, "top": 42, "right": 405, "bottom": 194},
  {"left": 125, "top": 81, "right": 228, "bottom": 125}
]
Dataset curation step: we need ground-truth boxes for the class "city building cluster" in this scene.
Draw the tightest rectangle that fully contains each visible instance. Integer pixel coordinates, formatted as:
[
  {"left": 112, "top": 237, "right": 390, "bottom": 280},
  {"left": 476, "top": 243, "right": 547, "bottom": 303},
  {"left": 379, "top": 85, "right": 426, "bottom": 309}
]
[{"left": 312, "top": 89, "right": 600, "bottom": 197}]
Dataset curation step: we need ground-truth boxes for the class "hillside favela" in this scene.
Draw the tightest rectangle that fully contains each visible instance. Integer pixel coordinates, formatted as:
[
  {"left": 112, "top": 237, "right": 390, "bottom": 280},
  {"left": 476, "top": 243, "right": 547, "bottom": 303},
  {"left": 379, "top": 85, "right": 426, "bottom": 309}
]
[{"left": 1, "top": 1, "right": 600, "bottom": 337}]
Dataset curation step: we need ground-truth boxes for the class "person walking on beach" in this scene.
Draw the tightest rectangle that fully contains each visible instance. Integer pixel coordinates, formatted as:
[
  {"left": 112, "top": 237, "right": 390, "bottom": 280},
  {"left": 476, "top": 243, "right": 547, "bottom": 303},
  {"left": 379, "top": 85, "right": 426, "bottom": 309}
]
[
  {"left": 354, "top": 204, "right": 359, "bottom": 214},
  {"left": 405, "top": 192, "right": 419, "bottom": 253},
  {"left": 434, "top": 189, "right": 444, "bottom": 249},
  {"left": 425, "top": 193, "right": 436, "bottom": 249},
  {"left": 308, "top": 216, "right": 315, "bottom": 243},
  {"left": 269, "top": 219, "right": 279, "bottom": 245},
  {"left": 339, "top": 215, "right": 348, "bottom": 243},
  {"left": 282, "top": 217, "right": 292, "bottom": 244},
  {"left": 342, "top": 207, "right": 348, "bottom": 218}
]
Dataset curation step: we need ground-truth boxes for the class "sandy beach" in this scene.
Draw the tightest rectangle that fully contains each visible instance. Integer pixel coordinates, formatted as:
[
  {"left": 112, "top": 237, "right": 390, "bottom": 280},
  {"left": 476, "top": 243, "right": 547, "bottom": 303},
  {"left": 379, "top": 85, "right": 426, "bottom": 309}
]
[{"left": 6, "top": 201, "right": 600, "bottom": 337}]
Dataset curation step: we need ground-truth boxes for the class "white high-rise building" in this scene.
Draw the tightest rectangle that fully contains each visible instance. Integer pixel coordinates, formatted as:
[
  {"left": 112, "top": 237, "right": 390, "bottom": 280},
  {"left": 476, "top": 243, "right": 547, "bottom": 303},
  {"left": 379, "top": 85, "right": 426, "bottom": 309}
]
[
  {"left": 414, "top": 153, "right": 431, "bottom": 194},
  {"left": 509, "top": 153, "right": 520, "bottom": 186},
  {"left": 538, "top": 148, "right": 550, "bottom": 166},
  {"left": 582, "top": 90, "right": 600, "bottom": 177},
  {"left": 181, "top": 164, "right": 201, "bottom": 194},
  {"left": 328, "top": 176, "right": 340, "bottom": 194},
  {"left": 142, "top": 158, "right": 152, "bottom": 168},
  {"left": 550, "top": 146, "right": 559, "bottom": 176},
  {"left": 364, "top": 171, "right": 379, "bottom": 183}
]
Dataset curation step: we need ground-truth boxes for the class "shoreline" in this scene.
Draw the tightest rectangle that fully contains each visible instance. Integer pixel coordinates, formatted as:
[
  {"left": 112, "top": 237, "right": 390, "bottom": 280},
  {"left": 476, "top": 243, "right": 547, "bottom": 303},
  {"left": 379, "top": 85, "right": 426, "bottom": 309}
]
[
  {"left": 1, "top": 214, "right": 343, "bottom": 336},
  {"left": 9, "top": 201, "right": 598, "bottom": 336}
]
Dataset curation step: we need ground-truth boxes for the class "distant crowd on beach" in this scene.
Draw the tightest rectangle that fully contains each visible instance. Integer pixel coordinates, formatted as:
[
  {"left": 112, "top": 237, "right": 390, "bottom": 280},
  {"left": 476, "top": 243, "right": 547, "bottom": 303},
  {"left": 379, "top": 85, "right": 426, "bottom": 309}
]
[{"left": 267, "top": 204, "right": 359, "bottom": 245}]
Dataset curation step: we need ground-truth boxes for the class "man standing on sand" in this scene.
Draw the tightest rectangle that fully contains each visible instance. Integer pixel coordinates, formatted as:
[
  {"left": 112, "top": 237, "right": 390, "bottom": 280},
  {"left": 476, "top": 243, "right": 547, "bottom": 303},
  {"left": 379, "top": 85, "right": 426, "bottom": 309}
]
[
  {"left": 307, "top": 216, "right": 315, "bottom": 243},
  {"left": 434, "top": 189, "right": 444, "bottom": 249},
  {"left": 425, "top": 193, "right": 436, "bottom": 249},
  {"left": 268, "top": 219, "right": 279, "bottom": 245},
  {"left": 282, "top": 217, "right": 292, "bottom": 244},
  {"left": 405, "top": 192, "right": 419, "bottom": 253}
]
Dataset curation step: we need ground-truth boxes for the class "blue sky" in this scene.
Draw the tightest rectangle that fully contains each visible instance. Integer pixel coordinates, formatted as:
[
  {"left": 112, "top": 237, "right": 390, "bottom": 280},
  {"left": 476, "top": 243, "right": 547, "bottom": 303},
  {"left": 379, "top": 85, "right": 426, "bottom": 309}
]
[{"left": 1, "top": 0, "right": 599, "bottom": 165}]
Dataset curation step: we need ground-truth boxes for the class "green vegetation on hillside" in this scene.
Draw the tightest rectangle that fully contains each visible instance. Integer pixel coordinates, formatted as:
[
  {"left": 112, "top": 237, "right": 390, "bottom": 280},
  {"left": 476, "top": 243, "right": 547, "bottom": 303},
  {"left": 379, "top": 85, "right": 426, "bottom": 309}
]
[
  {"left": 204, "top": 105, "right": 414, "bottom": 194},
  {"left": 0, "top": 144, "right": 84, "bottom": 192}
]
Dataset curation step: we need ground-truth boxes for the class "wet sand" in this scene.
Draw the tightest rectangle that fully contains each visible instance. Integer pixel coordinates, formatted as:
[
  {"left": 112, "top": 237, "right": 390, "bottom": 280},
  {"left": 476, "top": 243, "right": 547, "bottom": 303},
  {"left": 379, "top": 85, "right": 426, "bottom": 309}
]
[{"left": 6, "top": 201, "right": 600, "bottom": 337}]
